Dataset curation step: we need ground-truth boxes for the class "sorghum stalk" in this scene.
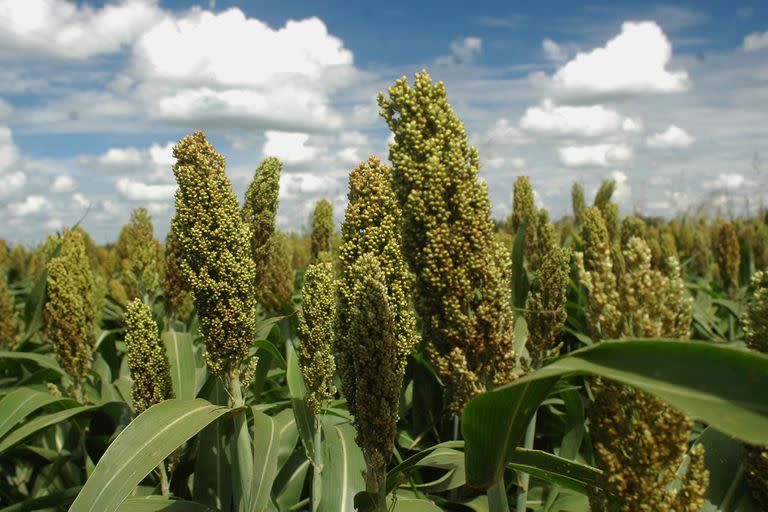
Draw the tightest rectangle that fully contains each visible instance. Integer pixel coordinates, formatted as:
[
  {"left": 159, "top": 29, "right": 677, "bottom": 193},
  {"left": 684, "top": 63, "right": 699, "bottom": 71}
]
[
  {"left": 297, "top": 262, "right": 336, "bottom": 512},
  {"left": 378, "top": 70, "right": 515, "bottom": 412},
  {"left": 44, "top": 229, "right": 98, "bottom": 402}
]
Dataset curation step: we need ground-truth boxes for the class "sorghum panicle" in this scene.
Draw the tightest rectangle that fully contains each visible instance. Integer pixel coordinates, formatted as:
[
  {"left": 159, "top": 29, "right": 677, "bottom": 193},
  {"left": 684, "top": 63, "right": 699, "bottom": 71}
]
[
  {"left": 297, "top": 262, "right": 336, "bottom": 416},
  {"left": 310, "top": 199, "right": 334, "bottom": 262},
  {"left": 125, "top": 298, "right": 174, "bottom": 415},
  {"left": 0, "top": 270, "right": 19, "bottom": 349},
  {"left": 116, "top": 207, "right": 164, "bottom": 300},
  {"left": 715, "top": 221, "right": 741, "bottom": 297},
  {"left": 242, "top": 157, "right": 282, "bottom": 279},
  {"left": 171, "top": 131, "right": 256, "bottom": 377},
  {"left": 163, "top": 221, "right": 194, "bottom": 319},
  {"left": 257, "top": 231, "right": 295, "bottom": 315},
  {"left": 378, "top": 70, "right": 515, "bottom": 411},
  {"left": 572, "top": 182, "right": 586, "bottom": 225},
  {"left": 44, "top": 229, "right": 98, "bottom": 398}
]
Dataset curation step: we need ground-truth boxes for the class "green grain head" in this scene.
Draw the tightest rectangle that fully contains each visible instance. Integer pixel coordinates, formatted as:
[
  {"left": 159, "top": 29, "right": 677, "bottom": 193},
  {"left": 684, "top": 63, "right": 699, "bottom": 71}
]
[
  {"left": 116, "top": 207, "right": 164, "bottom": 300},
  {"left": 171, "top": 131, "right": 256, "bottom": 377},
  {"left": 125, "top": 298, "right": 174, "bottom": 415},
  {"left": 310, "top": 199, "right": 334, "bottom": 262},
  {"left": 297, "top": 262, "right": 336, "bottom": 416},
  {"left": 242, "top": 156, "right": 282, "bottom": 279},
  {"left": 378, "top": 70, "right": 515, "bottom": 411},
  {"left": 44, "top": 229, "right": 98, "bottom": 399},
  {"left": 0, "top": 271, "right": 19, "bottom": 349},
  {"left": 257, "top": 231, "right": 295, "bottom": 314},
  {"left": 162, "top": 221, "right": 194, "bottom": 319},
  {"left": 572, "top": 182, "right": 586, "bottom": 225},
  {"left": 715, "top": 221, "right": 741, "bottom": 297}
]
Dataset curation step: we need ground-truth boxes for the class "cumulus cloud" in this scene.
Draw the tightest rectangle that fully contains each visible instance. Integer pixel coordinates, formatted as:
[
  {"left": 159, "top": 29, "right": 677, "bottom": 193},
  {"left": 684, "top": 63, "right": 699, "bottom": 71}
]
[
  {"left": 10, "top": 195, "right": 49, "bottom": 216},
  {"left": 646, "top": 125, "right": 695, "bottom": 148},
  {"left": 438, "top": 37, "right": 482, "bottom": 65},
  {"left": 50, "top": 174, "right": 76, "bottom": 192},
  {"left": 0, "top": 0, "right": 163, "bottom": 60},
  {"left": 116, "top": 178, "right": 175, "bottom": 201},
  {"left": 558, "top": 143, "right": 634, "bottom": 167},
  {"left": 743, "top": 30, "right": 768, "bottom": 51},
  {"left": 280, "top": 172, "right": 338, "bottom": 199},
  {"left": 520, "top": 99, "right": 639, "bottom": 137},
  {"left": 542, "top": 38, "right": 567, "bottom": 61},
  {"left": 551, "top": 21, "right": 690, "bottom": 98},
  {"left": 129, "top": 9, "right": 357, "bottom": 130},
  {"left": 262, "top": 131, "right": 318, "bottom": 165},
  {"left": 81, "top": 142, "right": 174, "bottom": 181},
  {"left": 703, "top": 173, "right": 748, "bottom": 190},
  {"left": 0, "top": 126, "right": 25, "bottom": 197}
]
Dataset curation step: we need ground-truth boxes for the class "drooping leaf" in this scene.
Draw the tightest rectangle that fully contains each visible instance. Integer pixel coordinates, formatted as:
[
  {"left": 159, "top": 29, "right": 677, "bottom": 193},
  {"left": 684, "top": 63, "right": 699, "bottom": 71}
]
[
  {"left": 70, "top": 399, "right": 232, "bottom": 512},
  {"left": 0, "top": 387, "right": 68, "bottom": 439},
  {"left": 248, "top": 409, "right": 280, "bottom": 512},
  {"left": 321, "top": 419, "right": 366, "bottom": 512},
  {"left": 0, "top": 404, "right": 97, "bottom": 454},
  {"left": 162, "top": 330, "right": 197, "bottom": 401}
]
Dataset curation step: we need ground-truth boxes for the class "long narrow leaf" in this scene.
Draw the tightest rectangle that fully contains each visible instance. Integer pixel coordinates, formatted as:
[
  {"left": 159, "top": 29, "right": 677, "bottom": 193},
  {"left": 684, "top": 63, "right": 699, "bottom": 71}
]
[
  {"left": 70, "top": 399, "right": 231, "bottom": 512},
  {"left": 0, "top": 404, "right": 97, "bottom": 453},
  {"left": 248, "top": 409, "right": 280, "bottom": 512},
  {"left": 0, "top": 387, "right": 66, "bottom": 439},
  {"left": 162, "top": 330, "right": 197, "bottom": 401},
  {"left": 464, "top": 340, "right": 768, "bottom": 489}
]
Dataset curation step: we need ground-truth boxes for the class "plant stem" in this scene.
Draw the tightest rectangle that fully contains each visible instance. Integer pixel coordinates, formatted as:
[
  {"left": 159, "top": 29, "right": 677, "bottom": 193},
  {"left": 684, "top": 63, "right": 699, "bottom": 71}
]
[
  {"left": 229, "top": 370, "right": 253, "bottom": 510},
  {"left": 515, "top": 411, "right": 537, "bottom": 512},
  {"left": 311, "top": 415, "right": 323, "bottom": 512},
  {"left": 487, "top": 475, "right": 510, "bottom": 512},
  {"left": 158, "top": 462, "right": 170, "bottom": 498}
]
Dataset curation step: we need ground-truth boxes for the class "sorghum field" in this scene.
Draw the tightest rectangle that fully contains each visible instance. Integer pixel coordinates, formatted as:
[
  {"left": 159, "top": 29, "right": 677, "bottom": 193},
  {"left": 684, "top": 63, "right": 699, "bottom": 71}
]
[{"left": 1, "top": 71, "right": 767, "bottom": 512}]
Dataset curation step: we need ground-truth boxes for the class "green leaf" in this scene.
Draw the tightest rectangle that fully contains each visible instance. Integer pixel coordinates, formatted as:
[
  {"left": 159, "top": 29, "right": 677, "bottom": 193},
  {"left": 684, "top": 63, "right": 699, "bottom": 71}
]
[
  {"left": 390, "top": 498, "right": 442, "bottom": 511},
  {"left": 70, "top": 399, "right": 231, "bottom": 512},
  {"left": 116, "top": 496, "right": 214, "bottom": 511},
  {"left": 275, "top": 458, "right": 310, "bottom": 511},
  {"left": 193, "top": 380, "right": 232, "bottom": 512},
  {"left": 696, "top": 428, "right": 761, "bottom": 512},
  {"left": 0, "top": 351, "right": 65, "bottom": 375},
  {"left": 0, "top": 387, "right": 66, "bottom": 439},
  {"left": 385, "top": 440, "right": 465, "bottom": 494},
  {"left": 0, "top": 486, "right": 81, "bottom": 512},
  {"left": 320, "top": 419, "right": 366, "bottom": 512},
  {"left": 162, "top": 330, "right": 197, "bottom": 401},
  {"left": 286, "top": 344, "right": 315, "bottom": 460},
  {"left": 507, "top": 449, "right": 602, "bottom": 495},
  {"left": 0, "top": 404, "right": 97, "bottom": 454},
  {"left": 464, "top": 339, "right": 768, "bottom": 490},
  {"left": 248, "top": 409, "right": 280, "bottom": 512}
]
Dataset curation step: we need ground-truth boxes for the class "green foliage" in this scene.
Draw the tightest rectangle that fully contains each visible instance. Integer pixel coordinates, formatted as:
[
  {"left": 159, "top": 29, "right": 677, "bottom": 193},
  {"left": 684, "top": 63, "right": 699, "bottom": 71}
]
[
  {"left": 715, "top": 221, "right": 741, "bottom": 297},
  {"left": 0, "top": 270, "right": 19, "bottom": 349},
  {"left": 378, "top": 70, "right": 515, "bottom": 411}
]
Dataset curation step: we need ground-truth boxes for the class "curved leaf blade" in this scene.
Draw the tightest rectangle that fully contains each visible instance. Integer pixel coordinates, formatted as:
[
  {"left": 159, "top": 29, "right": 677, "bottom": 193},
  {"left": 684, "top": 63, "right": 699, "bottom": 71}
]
[
  {"left": 70, "top": 399, "right": 231, "bottom": 512},
  {"left": 0, "top": 404, "right": 97, "bottom": 454},
  {"left": 0, "top": 387, "right": 66, "bottom": 439}
]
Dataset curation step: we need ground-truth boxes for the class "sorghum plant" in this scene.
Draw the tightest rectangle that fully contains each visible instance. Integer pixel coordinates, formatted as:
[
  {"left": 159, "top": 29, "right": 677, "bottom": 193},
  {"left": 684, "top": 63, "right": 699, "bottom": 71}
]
[
  {"left": 571, "top": 181, "right": 586, "bottom": 225},
  {"left": 257, "top": 231, "right": 295, "bottom": 314},
  {"left": 242, "top": 156, "right": 281, "bottom": 278},
  {"left": 162, "top": 222, "right": 194, "bottom": 319},
  {"left": 0, "top": 269, "right": 18, "bottom": 349},
  {"left": 116, "top": 207, "right": 164, "bottom": 301},
  {"left": 715, "top": 221, "right": 740, "bottom": 297},
  {"left": 378, "top": 70, "right": 515, "bottom": 411}
]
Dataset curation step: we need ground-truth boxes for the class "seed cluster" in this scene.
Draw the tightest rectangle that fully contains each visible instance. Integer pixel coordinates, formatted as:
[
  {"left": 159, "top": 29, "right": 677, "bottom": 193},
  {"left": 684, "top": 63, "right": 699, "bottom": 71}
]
[
  {"left": 0, "top": 269, "right": 18, "bottom": 349},
  {"left": 378, "top": 70, "right": 515, "bottom": 412},
  {"left": 125, "top": 299, "right": 174, "bottom": 415},
  {"left": 577, "top": 207, "right": 707, "bottom": 510},
  {"left": 116, "top": 207, "right": 164, "bottom": 300},
  {"left": 171, "top": 132, "right": 256, "bottom": 377},
  {"left": 297, "top": 262, "right": 336, "bottom": 416},
  {"left": 336, "top": 157, "right": 418, "bottom": 489},
  {"left": 742, "top": 270, "right": 768, "bottom": 507},
  {"left": 44, "top": 229, "right": 98, "bottom": 399},
  {"left": 715, "top": 221, "right": 741, "bottom": 297},
  {"left": 242, "top": 157, "right": 282, "bottom": 279},
  {"left": 310, "top": 199, "right": 334, "bottom": 262},
  {"left": 257, "top": 231, "right": 295, "bottom": 314},
  {"left": 163, "top": 221, "right": 194, "bottom": 319}
]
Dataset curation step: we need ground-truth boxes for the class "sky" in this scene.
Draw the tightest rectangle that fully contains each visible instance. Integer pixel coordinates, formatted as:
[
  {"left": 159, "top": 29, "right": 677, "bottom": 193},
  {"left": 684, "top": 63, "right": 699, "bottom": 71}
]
[{"left": 1, "top": 0, "right": 767, "bottom": 245}]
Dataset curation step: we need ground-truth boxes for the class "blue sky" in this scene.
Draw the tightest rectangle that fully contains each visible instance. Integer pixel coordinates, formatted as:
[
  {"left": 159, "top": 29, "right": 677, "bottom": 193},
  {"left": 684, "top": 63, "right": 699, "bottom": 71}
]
[{"left": 1, "top": 0, "right": 767, "bottom": 244}]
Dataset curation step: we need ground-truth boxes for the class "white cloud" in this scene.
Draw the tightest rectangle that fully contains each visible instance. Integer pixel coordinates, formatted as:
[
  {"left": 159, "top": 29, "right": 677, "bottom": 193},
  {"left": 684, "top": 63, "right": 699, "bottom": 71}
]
[
  {"left": 438, "top": 36, "right": 482, "bottom": 65},
  {"left": 552, "top": 21, "right": 690, "bottom": 98},
  {"left": 130, "top": 9, "right": 357, "bottom": 130},
  {"left": 0, "top": 0, "right": 163, "bottom": 60},
  {"left": 542, "top": 38, "right": 567, "bottom": 61},
  {"left": 116, "top": 178, "right": 175, "bottom": 201},
  {"left": 50, "top": 174, "right": 75, "bottom": 192},
  {"left": 0, "top": 98, "right": 12, "bottom": 120},
  {"left": 73, "top": 192, "right": 89, "bottom": 208},
  {"left": 262, "top": 131, "right": 318, "bottom": 165},
  {"left": 82, "top": 142, "right": 174, "bottom": 178},
  {"left": 743, "top": 30, "right": 768, "bottom": 52},
  {"left": 558, "top": 143, "right": 634, "bottom": 167},
  {"left": 646, "top": 125, "right": 695, "bottom": 148},
  {"left": 485, "top": 156, "right": 525, "bottom": 170},
  {"left": 10, "top": 195, "right": 49, "bottom": 216},
  {"left": 703, "top": 173, "right": 748, "bottom": 190},
  {"left": 610, "top": 170, "right": 632, "bottom": 207},
  {"left": 337, "top": 147, "right": 361, "bottom": 165},
  {"left": 520, "top": 99, "right": 630, "bottom": 137},
  {"left": 483, "top": 118, "right": 530, "bottom": 145},
  {"left": 0, "top": 171, "right": 25, "bottom": 198},
  {"left": 280, "top": 172, "right": 337, "bottom": 198},
  {"left": 0, "top": 125, "right": 20, "bottom": 170},
  {"left": 622, "top": 117, "right": 644, "bottom": 132}
]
